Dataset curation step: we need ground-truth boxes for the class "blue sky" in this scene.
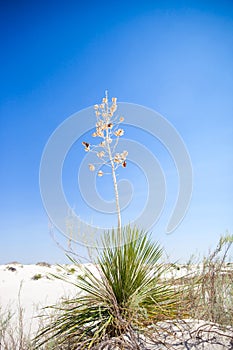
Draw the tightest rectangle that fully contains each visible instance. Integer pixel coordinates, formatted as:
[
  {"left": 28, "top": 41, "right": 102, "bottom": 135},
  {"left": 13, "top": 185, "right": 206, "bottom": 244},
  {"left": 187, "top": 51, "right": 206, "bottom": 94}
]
[{"left": 0, "top": 0, "right": 232, "bottom": 264}]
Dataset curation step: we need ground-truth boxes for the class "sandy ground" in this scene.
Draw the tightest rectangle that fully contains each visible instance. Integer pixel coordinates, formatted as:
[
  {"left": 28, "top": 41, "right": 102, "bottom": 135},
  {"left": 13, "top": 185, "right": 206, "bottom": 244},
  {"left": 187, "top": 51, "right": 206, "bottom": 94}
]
[
  {"left": 0, "top": 262, "right": 98, "bottom": 335},
  {"left": 0, "top": 263, "right": 232, "bottom": 349}
]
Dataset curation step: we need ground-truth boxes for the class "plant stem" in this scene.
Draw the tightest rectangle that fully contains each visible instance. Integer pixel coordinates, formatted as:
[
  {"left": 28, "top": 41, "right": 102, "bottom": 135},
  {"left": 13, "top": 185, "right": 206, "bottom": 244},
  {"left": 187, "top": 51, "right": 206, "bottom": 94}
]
[
  {"left": 107, "top": 134, "right": 122, "bottom": 241},
  {"left": 105, "top": 98, "right": 122, "bottom": 245}
]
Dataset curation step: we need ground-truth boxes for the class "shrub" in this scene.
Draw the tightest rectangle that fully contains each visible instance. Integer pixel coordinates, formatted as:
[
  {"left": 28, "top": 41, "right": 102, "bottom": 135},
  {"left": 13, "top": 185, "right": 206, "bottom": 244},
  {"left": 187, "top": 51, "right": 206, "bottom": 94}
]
[
  {"left": 170, "top": 233, "right": 233, "bottom": 327},
  {"left": 36, "top": 262, "right": 51, "bottom": 267},
  {"left": 34, "top": 227, "right": 188, "bottom": 349},
  {"left": 32, "top": 274, "right": 42, "bottom": 281}
]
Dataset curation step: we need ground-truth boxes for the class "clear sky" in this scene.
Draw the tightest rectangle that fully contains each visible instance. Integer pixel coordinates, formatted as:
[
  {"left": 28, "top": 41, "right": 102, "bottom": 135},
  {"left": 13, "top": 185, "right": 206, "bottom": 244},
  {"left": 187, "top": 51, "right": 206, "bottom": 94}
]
[{"left": 0, "top": 0, "right": 232, "bottom": 264}]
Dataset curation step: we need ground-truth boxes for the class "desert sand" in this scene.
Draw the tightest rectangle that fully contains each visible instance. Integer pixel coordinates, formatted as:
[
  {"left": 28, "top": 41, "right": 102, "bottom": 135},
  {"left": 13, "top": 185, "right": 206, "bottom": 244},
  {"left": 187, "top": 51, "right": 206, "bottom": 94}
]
[
  {"left": 0, "top": 262, "right": 99, "bottom": 335},
  {"left": 0, "top": 263, "right": 232, "bottom": 349}
]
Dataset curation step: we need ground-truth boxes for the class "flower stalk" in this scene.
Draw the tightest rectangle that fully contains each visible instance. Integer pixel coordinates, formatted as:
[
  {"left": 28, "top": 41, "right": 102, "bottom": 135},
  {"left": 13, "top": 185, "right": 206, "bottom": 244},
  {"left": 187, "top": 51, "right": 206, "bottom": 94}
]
[{"left": 82, "top": 91, "right": 127, "bottom": 245}]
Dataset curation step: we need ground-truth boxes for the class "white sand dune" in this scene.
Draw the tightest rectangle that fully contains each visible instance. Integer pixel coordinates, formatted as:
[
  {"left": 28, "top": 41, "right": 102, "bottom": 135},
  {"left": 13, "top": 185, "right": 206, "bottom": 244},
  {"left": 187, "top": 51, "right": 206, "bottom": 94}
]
[
  {"left": 0, "top": 263, "right": 98, "bottom": 335},
  {"left": 0, "top": 263, "right": 232, "bottom": 349}
]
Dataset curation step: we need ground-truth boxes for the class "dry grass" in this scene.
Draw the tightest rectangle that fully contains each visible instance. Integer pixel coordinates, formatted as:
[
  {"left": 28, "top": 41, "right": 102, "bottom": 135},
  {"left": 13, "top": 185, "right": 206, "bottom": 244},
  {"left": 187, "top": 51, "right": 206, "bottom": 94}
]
[
  {"left": 175, "top": 234, "right": 233, "bottom": 327},
  {"left": 0, "top": 233, "right": 232, "bottom": 349}
]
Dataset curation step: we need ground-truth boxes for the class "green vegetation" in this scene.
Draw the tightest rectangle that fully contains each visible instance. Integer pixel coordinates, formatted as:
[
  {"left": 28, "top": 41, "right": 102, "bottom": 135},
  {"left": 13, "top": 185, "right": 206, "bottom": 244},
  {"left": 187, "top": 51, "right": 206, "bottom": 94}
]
[
  {"left": 36, "top": 262, "right": 51, "bottom": 268},
  {"left": 67, "top": 267, "right": 76, "bottom": 274},
  {"left": 186, "top": 233, "right": 233, "bottom": 326},
  {"left": 0, "top": 234, "right": 232, "bottom": 349},
  {"left": 34, "top": 227, "right": 188, "bottom": 349},
  {"left": 1, "top": 94, "right": 231, "bottom": 348},
  {"left": 32, "top": 273, "right": 42, "bottom": 281}
]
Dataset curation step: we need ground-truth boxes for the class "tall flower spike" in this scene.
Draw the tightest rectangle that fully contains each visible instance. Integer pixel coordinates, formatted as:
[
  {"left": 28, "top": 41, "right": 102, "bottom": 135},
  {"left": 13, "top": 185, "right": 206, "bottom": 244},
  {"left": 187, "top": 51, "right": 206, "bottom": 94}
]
[{"left": 83, "top": 93, "right": 128, "bottom": 240}]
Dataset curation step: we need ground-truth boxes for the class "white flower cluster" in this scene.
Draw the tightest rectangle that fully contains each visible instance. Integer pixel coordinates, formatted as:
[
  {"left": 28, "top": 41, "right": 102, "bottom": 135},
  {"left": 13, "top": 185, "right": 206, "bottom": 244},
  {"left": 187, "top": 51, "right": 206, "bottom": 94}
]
[{"left": 82, "top": 92, "right": 127, "bottom": 177}]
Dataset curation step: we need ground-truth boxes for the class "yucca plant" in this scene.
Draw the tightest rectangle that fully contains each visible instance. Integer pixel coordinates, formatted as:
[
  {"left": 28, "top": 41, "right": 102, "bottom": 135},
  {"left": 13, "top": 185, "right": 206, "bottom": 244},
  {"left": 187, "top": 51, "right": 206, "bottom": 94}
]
[
  {"left": 35, "top": 93, "right": 190, "bottom": 349},
  {"left": 34, "top": 227, "right": 188, "bottom": 349}
]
